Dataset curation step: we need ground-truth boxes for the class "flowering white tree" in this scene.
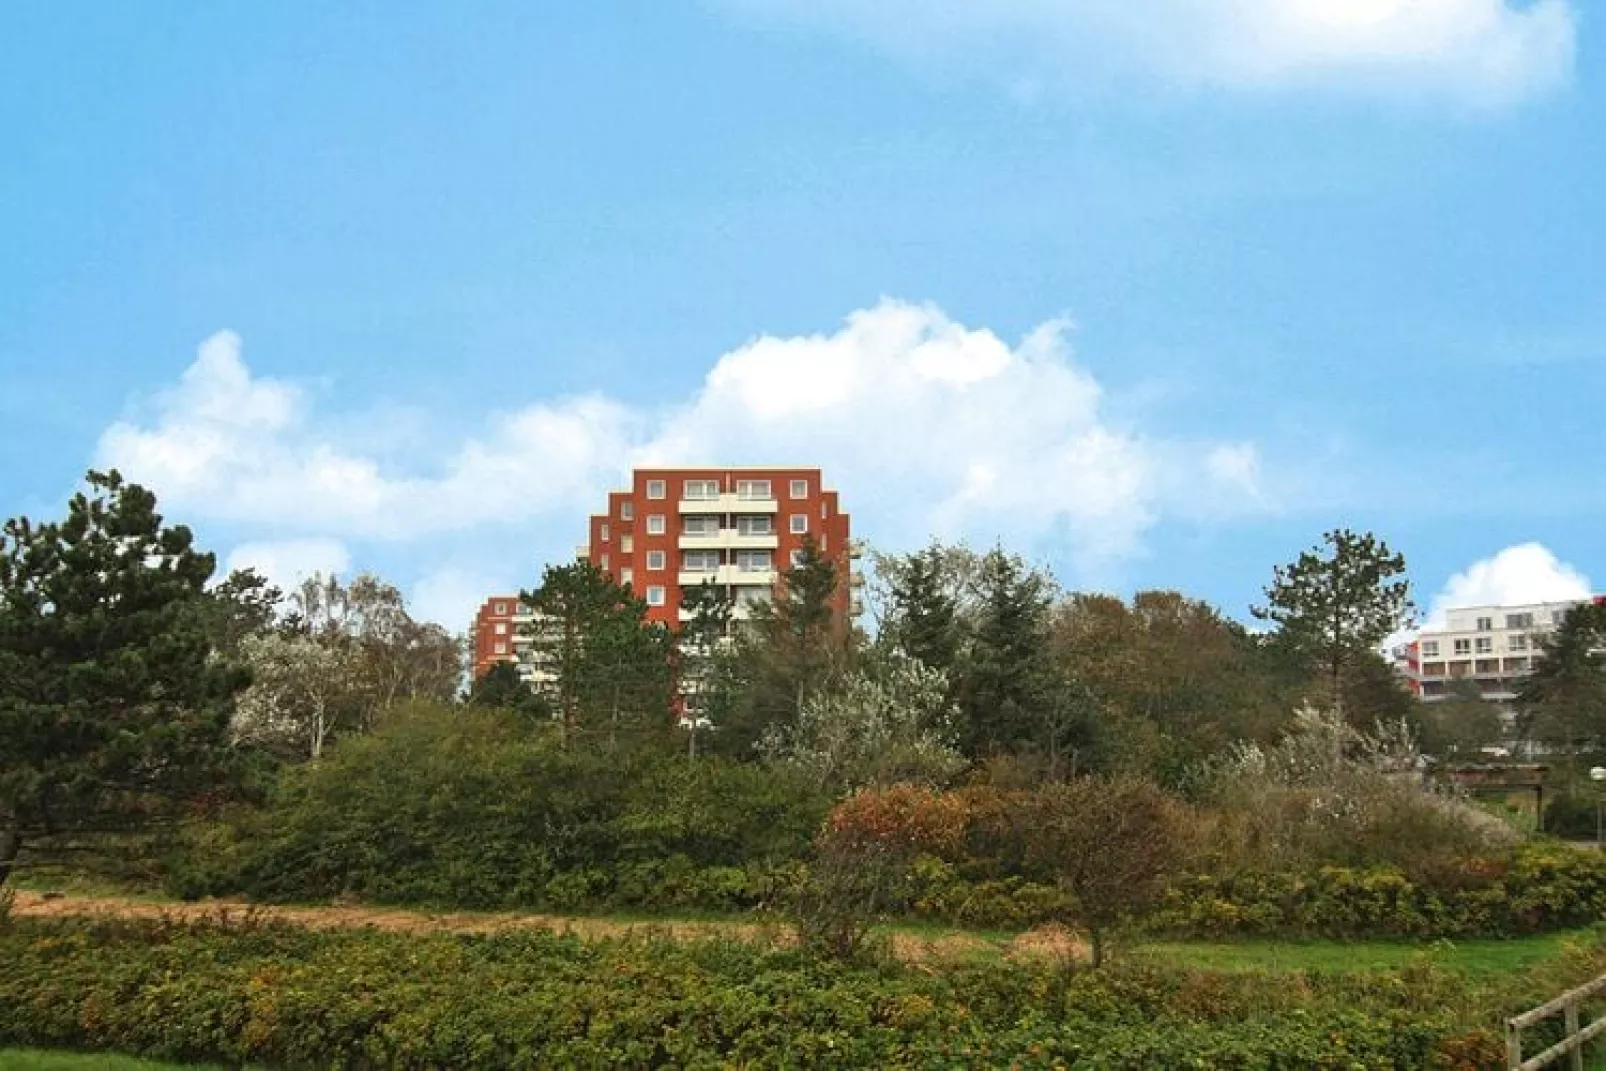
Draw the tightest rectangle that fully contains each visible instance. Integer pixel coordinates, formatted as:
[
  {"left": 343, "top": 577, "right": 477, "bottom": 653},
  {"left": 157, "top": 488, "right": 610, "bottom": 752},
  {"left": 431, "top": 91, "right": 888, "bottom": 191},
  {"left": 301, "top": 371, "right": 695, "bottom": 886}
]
[
  {"left": 232, "top": 632, "right": 361, "bottom": 760},
  {"left": 761, "top": 652, "right": 966, "bottom": 791}
]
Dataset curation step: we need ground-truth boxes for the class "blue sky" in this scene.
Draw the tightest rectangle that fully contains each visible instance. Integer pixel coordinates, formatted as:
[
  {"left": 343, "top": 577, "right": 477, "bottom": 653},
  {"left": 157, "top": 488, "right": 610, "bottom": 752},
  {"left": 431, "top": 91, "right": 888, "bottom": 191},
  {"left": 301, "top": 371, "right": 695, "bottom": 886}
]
[{"left": 2, "top": 1, "right": 1600, "bottom": 630}]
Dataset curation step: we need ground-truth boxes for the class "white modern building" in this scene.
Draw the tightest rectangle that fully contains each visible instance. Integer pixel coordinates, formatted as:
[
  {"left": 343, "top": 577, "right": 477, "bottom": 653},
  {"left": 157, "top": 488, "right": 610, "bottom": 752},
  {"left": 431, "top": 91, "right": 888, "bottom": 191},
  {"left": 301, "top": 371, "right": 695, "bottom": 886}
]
[{"left": 1396, "top": 598, "right": 1600, "bottom": 708}]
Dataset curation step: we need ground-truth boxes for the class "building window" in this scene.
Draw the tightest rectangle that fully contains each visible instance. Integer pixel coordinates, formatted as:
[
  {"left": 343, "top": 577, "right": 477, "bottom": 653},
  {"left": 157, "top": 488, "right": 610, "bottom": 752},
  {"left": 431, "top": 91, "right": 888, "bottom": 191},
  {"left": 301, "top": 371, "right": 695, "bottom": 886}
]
[
  {"left": 821, "top": 501, "right": 828, "bottom": 519},
  {"left": 600, "top": 554, "right": 610, "bottom": 570},
  {"left": 736, "top": 515, "right": 773, "bottom": 536},
  {"left": 683, "top": 550, "right": 719, "bottom": 572},
  {"left": 647, "top": 514, "right": 666, "bottom": 535},
  {"left": 684, "top": 479, "right": 719, "bottom": 500},
  {"left": 494, "top": 622, "right": 507, "bottom": 635},
  {"left": 601, "top": 523, "right": 610, "bottom": 542},
  {"left": 789, "top": 514, "right": 808, "bottom": 534},
  {"left": 620, "top": 568, "right": 634, "bottom": 589},
  {"left": 1453, "top": 639, "right": 1471, "bottom": 655},
  {"left": 494, "top": 642, "right": 508, "bottom": 655},
  {"left": 790, "top": 479, "right": 808, "bottom": 499},
  {"left": 736, "top": 550, "right": 773, "bottom": 572},
  {"left": 646, "top": 585, "right": 666, "bottom": 606},
  {"left": 647, "top": 550, "right": 666, "bottom": 571},
  {"left": 494, "top": 601, "right": 507, "bottom": 615},
  {"left": 621, "top": 534, "right": 633, "bottom": 553},
  {"left": 1506, "top": 612, "right": 1534, "bottom": 630},
  {"left": 1476, "top": 658, "right": 1499, "bottom": 674},
  {"left": 1553, "top": 610, "right": 1567, "bottom": 624},
  {"left": 620, "top": 502, "right": 634, "bottom": 520},
  {"left": 683, "top": 515, "right": 719, "bottom": 536},
  {"left": 736, "top": 479, "right": 772, "bottom": 500},
  {"left": 1476, "top": 616, "right": 1492, "bottom": 631},
  {"left": 1421, "top": 641, "right": 1439, "bottom": 657},
  {"left": 646, "top": 479, "right": 667, "bottom": 499},
  {"left": 789, "top": 549, "right": 805, "bottom": 569},
  {"left": 1474, "top": 637, "right": 1492, "bottom": 654}
]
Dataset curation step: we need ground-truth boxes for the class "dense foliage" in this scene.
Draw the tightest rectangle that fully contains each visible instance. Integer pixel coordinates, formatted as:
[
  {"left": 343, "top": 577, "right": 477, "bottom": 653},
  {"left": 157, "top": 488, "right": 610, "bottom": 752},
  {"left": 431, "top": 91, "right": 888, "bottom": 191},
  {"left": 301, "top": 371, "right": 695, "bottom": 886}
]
[
  {"left": 6, "top": 914, "right": 1592, "bottom": 1069},
  {"left": 166, "top": 703, "right": 827, "bottom": 913}
]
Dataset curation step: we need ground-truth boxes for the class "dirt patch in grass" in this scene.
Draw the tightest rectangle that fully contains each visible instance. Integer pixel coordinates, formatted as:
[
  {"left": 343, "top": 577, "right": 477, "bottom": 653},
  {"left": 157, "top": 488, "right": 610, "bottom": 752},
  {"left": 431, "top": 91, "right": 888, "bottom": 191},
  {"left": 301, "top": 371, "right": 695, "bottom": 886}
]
[{"left": 9, "top": 891, "right": 1020, "bottom": 966}]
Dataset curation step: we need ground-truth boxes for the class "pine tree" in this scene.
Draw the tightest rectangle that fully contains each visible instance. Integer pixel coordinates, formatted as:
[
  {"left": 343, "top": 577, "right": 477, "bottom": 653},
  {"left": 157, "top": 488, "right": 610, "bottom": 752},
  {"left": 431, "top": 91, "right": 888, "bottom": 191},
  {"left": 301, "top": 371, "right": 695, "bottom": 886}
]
[
  {"left": 521, "top": 562, "right": 672, "bottom": 750},
  {"left": 884, "top": 544, "right": 960, "bottom": 675},
  {"left": 0, "top": 471, "right": 247, "bottom": 888},
  {"left": 1252, "top": 529, "right": 1413, "bottom": 714}
]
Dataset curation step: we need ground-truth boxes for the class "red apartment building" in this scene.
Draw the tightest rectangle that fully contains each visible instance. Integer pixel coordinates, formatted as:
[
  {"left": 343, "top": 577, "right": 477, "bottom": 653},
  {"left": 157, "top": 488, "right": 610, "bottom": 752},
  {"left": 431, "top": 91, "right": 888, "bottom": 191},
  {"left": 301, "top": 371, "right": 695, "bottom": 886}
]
[{"left": 472, "top": 467, "right": 853, "bottom": 679}]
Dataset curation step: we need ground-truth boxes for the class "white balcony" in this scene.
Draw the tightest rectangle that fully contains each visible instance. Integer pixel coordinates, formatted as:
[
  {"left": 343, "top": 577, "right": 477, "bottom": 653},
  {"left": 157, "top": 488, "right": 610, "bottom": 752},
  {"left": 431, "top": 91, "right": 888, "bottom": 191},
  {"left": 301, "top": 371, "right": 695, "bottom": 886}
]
[
  {"left": 719, "top": 565, "right": 777, "bottom": 587},
  {"left": 677, "top": 569, "right": 722, "bottom": 587},
  {"left": 678, "top": 493, "right": 778, "bottom": 515},
  {"left": 677, "top": 530, "right": 779, "bottom": 551}
]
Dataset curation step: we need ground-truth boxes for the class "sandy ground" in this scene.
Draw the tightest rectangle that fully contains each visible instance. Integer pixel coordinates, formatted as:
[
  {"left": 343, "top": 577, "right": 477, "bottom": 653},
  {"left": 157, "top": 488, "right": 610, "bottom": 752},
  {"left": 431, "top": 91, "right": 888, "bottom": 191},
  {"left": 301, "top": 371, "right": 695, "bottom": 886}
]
[{"left": 9, "top": 890, "right": 1086, "bottom": 965}]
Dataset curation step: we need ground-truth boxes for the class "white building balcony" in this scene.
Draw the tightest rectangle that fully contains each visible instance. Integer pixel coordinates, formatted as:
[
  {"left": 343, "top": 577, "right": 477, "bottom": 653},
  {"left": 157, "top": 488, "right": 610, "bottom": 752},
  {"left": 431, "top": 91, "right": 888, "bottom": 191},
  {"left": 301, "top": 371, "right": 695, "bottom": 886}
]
[
  {"left": 677, "top": 530, "right": 779, "bottom": 551},
  {"left": 678, "top": 493, "right": 778, "bottom": 515}
]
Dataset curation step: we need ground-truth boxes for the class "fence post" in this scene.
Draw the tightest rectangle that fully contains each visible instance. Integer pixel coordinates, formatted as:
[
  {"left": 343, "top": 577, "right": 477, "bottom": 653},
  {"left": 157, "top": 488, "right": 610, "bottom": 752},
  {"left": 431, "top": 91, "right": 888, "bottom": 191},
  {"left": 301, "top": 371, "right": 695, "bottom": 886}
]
[
  {"left": 1508, "top": 1019, "right": 1523, "bottom": 1070},
  {"left": 1566, "top": 1000, "right": 1584, "bottom": 1071}
]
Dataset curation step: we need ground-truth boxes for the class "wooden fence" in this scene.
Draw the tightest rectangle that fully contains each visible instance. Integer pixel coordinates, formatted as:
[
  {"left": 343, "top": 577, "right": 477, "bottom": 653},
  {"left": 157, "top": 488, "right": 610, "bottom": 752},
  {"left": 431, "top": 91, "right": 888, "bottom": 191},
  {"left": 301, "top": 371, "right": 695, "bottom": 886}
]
[{"left": 1508, "top": 973, "right": 1606, "bottom": 1070}]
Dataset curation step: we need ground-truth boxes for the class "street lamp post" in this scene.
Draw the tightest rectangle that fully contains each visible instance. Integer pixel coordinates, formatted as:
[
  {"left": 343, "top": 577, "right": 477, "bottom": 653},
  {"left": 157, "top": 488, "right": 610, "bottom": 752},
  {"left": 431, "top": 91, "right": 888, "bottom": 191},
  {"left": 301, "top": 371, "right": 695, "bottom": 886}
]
[{"left": 1590, "top": 768, "right": 1606, "bottom": 846}]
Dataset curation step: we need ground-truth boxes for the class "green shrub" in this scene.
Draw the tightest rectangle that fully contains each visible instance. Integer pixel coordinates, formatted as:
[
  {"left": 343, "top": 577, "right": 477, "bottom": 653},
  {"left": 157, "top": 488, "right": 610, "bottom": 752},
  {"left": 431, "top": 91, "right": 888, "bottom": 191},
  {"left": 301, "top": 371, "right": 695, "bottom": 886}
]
[
  {"left": 161, "top": 704, "right": 828, "bottom": 915},
  {"left": 0, "top": 916, "right": 1581, "bottom": 1068}
]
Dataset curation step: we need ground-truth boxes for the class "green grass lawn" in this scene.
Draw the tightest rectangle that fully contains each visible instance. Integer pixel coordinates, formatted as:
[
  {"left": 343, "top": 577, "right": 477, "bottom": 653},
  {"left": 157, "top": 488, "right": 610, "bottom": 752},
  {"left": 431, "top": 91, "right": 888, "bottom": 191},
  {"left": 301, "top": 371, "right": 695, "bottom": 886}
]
[
  {"left": 0, "top": 1052, "right": 214, "bottom": 1071},
  {"left": 1137, "top": 929, "right": 1593, "bottom": 977}
]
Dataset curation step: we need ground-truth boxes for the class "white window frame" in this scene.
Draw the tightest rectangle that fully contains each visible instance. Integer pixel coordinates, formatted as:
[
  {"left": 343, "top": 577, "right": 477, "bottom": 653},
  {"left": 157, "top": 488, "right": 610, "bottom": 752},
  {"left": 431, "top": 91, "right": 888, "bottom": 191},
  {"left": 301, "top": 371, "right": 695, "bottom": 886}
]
[
  {"left": 600, "top": 553, "right": 610, "bottom": 570},
  {"left": 683, "top": 550, "right": 719, "bottom": 572},
  {"left": 736, "top": 515, "right": 773, "bottom": 536},
  {"left": 494, "top": 622, "right": 507, "bottom": 635},
  {"left": 494, "top": 602, "right": 507, "bottom": 615},
  {"left": 621, "top": 534, "right": 633, "bottom": 553},
  {"left": 620, "top": 502, "right": 634, "bottom": 520},
  {"left": 646, "top": 479, "right": 667, "bottom": 500},
  {"left": 789, "top": 549, "right": 805, "bottom": 569},
  {"left": 789, "top": 514, "right": 808, "bottom": 534},
  {"left": 736, "top": 479, "right": 772, "bottom": 500},
  {"left": 1509, "top": 634, "right": 1528, "bottom": 652},
  {"left": 1421, "top": 641, "right": 1439, "bottom": 657},
  {"left": 683, "top": 515, "right": 719, "bottom": 536},
  {"left": 684, "top": 479, "right": 719, "bottom": 501},
  {"left": 1453, "top": 639, "right": 1471, "bottom": 655},
  {"left": 736, "top": 550, "right": 773, "bottom": 572},
  {"left": 620, "top": 568, "right": 634, "bottom": 589},
  {"left": 494, "top": 642, "right": 508, "bottom": 655},
  {"left": 1474, "top": 637, "right": 1492, "bottom": 654},
  {"left": 1476, "top": 617, "right": 1492, "bottom": 632},
  {"left": 646, "top": 550, "right": 667, "bottom": 571},
  {"left": 601, "top": 523, "right": 610, "bottom": 542},
  {"left": 647, "top": 514, "right": 666, "bottom": 535},
  {"left": 645, "top": 585, "right": 666, "bottom": 607},
  {"left": 790, "top": 479, "right": 808, "bottom": 499}
]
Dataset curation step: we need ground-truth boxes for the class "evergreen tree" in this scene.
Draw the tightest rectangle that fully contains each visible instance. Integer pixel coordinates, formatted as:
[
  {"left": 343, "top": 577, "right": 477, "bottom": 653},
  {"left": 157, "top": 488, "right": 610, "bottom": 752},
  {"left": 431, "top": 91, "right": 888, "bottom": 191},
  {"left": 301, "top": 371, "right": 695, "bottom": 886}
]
[
  {"left": 716, "top": 536, "right": 845, "bottom": 759},
  {"left": 1252, "top": 529, "right": 1413, "bottom": 714},
  {"left": 0, "top": 471, "right": 247, "bottom": 888},
  {"left": 957, "top": 549, "right": 1081, "bottom": 767},
  {"left": 883, "top": 543, "right": 960, "bottom": 675},
  {"left": 1519, "top": 601, "right": 1606, "bottom": 759},
  {"left": 677, "top": 579, "right": 739, "bottom": 758},
  {"left": 522, "top": 562, "right": 672, "bottom": 750}
]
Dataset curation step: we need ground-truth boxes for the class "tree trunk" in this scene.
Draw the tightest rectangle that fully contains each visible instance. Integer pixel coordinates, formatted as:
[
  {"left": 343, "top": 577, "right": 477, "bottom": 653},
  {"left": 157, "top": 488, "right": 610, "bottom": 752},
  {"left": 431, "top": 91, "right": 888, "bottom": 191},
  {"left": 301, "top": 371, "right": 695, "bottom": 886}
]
[{"left": 0, "top": 814, "right": 22, "bottom": 890}]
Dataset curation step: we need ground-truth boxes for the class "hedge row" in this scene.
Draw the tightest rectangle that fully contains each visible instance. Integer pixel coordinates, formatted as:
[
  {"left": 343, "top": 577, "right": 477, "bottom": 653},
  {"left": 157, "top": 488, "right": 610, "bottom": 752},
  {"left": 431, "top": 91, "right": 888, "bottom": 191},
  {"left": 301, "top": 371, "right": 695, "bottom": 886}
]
[
  {"left": 0, "top": 916, "right": 1542, "bottom": 1069},
  {"left": 1150, "top": 841, "right": 1606, "bottom": 940}
]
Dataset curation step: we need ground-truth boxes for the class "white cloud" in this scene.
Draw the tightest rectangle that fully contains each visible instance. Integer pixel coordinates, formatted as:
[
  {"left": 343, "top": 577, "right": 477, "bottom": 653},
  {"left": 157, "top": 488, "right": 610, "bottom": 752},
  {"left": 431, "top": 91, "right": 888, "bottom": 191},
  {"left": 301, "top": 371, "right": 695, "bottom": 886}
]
[
  {"left": 1421, "top": 542, "right": 1593, "bottom": 629},
  {"left": 721, "top": 0, "right": 1577, "bottom": 108},
  {"left": 224, "top": 538, "right": 351, "bottom": 592},
  {"left": 410, "top": 566, "right": 509, "bottom": 634},
  {"left": 100, "top": 331, "right": 638, "bottom": 540},
  {"left": 100, "top": 300, "right": 1268, "bottom": 589}
]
